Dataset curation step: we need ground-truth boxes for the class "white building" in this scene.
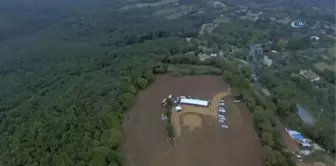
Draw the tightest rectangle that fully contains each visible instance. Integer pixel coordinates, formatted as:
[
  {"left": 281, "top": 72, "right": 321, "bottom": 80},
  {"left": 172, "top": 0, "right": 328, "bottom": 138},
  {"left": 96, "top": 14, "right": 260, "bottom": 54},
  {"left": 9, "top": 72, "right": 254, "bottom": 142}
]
[
  {"left": 310, "top": 36, "right": 320, "bottom": 41},
  {"left": 263, "top": 55, "right": 273, "bottom": 67},
  {"left": 175, "top": 105, "right": 182, "bottom": 112},
  {"left": 299, "top": 70, "right": 320, "bottom": 82},
  {"left": 180, "top": 98, "right": 209, "bottom": 107},
  {"left": 271, "top": 50, "right": 277, "bottom": 53}
]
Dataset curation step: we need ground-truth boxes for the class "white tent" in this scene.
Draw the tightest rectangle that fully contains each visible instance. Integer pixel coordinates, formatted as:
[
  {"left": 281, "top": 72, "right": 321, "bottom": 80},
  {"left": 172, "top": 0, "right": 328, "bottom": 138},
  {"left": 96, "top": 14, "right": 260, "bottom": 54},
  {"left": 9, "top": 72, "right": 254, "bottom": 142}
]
[
  {"left": 180, "top": 98, "right": 208, "bottom": 106},
  {"left": 175, "top": 105, "right": 182, "bottom": 112}
]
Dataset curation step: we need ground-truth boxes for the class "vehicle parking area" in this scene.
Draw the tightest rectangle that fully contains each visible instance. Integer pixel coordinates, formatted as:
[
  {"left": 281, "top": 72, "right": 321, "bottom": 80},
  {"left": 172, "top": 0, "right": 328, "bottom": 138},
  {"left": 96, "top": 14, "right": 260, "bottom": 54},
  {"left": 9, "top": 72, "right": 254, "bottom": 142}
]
[
  {"left": 123, "top": 75, "right": 263, "bottom": 166},
  {"left": 213, "top": 92, "right": 230, "bottom": 129},
  {"left": 171, "top": 92, "right": 231, "bottom": 137},
  {"left": 167, "top": 93, "right": 263, "bottom": 166}
]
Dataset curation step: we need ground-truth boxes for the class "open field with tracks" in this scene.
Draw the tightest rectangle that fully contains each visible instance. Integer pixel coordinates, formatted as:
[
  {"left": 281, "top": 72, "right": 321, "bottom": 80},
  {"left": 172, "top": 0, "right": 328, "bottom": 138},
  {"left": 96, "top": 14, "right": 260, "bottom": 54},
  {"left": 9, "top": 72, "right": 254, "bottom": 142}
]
[{"left": 122, "top": 75, "right": 263, "bottom": 166}]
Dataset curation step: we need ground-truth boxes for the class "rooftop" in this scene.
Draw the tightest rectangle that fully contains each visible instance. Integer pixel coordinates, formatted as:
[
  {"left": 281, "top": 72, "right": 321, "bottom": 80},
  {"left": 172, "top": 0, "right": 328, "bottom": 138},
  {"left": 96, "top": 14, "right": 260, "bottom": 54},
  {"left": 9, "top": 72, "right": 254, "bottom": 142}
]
[{"left": 299, "top": 70, "right": 320, "bottom": 82}]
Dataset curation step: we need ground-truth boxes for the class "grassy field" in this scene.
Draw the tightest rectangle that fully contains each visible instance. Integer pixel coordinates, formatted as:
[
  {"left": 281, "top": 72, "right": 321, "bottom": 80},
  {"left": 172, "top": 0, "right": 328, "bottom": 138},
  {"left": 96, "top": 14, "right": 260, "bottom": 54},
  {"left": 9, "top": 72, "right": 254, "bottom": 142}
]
[
  {"left": 153, "top": 5, "right": 191, "bottom": 20},
  {"left": 214, "top": 15, "right": 231, "bottom": 24},
  {"left": 327, "top": 47, "right": 335, "bottom": 57},
  {"left": 120, "top": 0, "right": 179, "bottom": 10},
  {"left": 314, "top": 62, "right": 335, "bottom": 71},
  {"left": 165, "top": 11, "right": 188, "bottom": 19},
  {"left": 153, "top": 7, "right": 179, "bottom": 16},
  {"left": 167, "top": 64, "right": 222, "bottom": 76}
]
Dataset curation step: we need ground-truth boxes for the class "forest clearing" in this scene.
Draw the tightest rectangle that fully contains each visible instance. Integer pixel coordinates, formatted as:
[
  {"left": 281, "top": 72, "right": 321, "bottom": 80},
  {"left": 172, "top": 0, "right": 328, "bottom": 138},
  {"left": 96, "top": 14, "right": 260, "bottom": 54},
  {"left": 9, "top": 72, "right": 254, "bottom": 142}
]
[{"left": 122, "top": 75, "right": 263, "bottom": 166}]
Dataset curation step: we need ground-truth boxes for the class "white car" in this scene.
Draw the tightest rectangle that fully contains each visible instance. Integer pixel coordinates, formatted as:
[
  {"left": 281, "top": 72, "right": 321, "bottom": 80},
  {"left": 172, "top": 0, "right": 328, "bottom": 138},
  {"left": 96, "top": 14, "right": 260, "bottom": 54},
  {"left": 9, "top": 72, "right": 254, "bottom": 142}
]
[
  {"left": 221, "top": 125, "right": 228, "bottom": 128},
  {"left": 219, "top": 100, "right": 224, "bottom": 102},
  {"left": 219, "top": 109, "right": 226, "bottom": 113},
  {"left": 219, "top": 119, "right": 225, "bottom": 123},
  {"left": 219, "top": 103, "right": 225, "bottom": 106},
  {"left": 219, "top": 117, "right": 226, "bottom": 120},
  {"left": 161, "top": 114, "right": 168, "bottom": 120}
]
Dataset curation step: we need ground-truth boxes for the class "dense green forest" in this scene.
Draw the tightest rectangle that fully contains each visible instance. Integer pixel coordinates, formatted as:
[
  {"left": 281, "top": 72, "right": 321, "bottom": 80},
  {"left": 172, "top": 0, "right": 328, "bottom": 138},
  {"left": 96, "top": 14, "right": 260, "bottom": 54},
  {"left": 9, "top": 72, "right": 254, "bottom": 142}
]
[
  {"left": 204, "top": 20, "right": 335, "bottom": 154},
  {"left": 0, "top": 0, "right": 201, "bottom": 165},
  {"left": 0, "top": 0, "right": 334, "bottom": 165},
  {"left": 257, "top": 66, "right": 336, "bottom": 153}
]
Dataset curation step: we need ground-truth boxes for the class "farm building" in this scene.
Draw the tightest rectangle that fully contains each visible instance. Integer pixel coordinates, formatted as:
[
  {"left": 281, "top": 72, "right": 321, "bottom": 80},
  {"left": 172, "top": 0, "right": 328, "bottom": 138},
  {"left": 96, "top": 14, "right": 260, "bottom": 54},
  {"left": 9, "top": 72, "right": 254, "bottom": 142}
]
[
  {"left": 180, "top": 98, "right": 209, "bottom": 107},
  {"left": 299, "top": 69, "right": 320, "bottom": 82}
]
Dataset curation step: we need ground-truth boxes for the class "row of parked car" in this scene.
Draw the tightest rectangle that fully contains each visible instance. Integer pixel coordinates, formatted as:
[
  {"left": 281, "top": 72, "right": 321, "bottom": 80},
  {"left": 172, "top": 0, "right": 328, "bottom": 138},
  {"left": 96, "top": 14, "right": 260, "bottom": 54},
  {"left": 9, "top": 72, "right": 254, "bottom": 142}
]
[{"left": 218, "top": 99, "right": 228, "bottom": 128}]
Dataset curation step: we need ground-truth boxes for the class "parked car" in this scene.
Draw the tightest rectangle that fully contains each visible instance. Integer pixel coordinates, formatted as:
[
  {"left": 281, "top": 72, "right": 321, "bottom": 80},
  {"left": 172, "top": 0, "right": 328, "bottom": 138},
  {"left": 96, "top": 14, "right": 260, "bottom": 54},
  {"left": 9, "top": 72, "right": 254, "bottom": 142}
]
[
  {"left": 161, "top": 114, "right": 168, "bottom": 120},
  {"left": 296, "top": 154, "right": 302, "bottom": 161},
  {"left": 219, "top": 116, "right": 226, "bottom": 120},
  {"left": 218, "top": 105, "right": 225, "bottom": 108},
  {"left": 219, "top": 107, "right": 225, "bottom": 110},
  {"left": 221, "top": 124, "right": 228, "bottom": 128},
  {"left": 219, "top": 109, "right": 226, "bottom": 113},
  {"left": 219, "top": 103, "right": 225, "bottom": 106}
]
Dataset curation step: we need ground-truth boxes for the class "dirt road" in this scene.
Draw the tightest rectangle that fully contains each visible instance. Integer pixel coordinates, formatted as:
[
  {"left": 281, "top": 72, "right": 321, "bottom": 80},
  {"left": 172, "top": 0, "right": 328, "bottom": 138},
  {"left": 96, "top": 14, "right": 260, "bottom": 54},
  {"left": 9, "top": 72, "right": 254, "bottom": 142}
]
[{"left": 122, "top": 75, "right": 263, "bottom": 166}]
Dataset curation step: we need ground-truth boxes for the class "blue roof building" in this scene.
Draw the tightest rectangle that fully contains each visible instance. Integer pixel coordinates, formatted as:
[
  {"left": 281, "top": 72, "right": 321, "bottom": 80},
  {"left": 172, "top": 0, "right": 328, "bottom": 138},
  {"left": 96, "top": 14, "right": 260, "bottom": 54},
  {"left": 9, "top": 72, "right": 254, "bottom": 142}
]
[{"left": 293, "top": 134, "right": 304, "bottom": 141}]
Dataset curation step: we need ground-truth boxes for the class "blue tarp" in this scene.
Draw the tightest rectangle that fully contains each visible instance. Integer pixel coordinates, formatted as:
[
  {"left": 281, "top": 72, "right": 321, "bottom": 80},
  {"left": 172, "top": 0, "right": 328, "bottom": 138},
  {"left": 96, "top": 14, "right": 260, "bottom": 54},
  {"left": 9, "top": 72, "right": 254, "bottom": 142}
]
[{"left": 293, "top": 134, "right": 304, "bottom": 141}]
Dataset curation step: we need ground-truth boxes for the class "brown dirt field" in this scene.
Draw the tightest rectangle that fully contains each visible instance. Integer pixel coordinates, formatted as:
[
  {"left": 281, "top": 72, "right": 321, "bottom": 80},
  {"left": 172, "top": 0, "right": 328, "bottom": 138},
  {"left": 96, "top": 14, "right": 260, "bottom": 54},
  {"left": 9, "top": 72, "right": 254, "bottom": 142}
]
[
  {"left": 296, "top": 162, "right": 327, "bottom": 166},
  {"left": 313, "top": 162, "right": 327, "bottom": 166},
  {"left": 171, "top": 92, "right": 230, "bottom": 137},
  {"left": 297, "top": 162, "right": 310, "bottom": 166},
  {"left": 181, "top": 113, "right": 203, "bottom": 132},
  {"left": 172, "top": 105, "right": 213, "bottom": 137},
  {"left": 122, "top": 75, "right": 263, "bottom": 166},
  {"left": 277, "top": 121, "right": 300, "bottom": 152}
]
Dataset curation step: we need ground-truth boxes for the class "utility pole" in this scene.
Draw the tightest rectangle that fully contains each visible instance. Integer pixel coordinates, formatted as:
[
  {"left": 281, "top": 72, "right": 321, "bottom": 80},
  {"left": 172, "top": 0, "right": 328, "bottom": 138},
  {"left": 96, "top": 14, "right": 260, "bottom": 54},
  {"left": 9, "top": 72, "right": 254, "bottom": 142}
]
[
  {"left": 316, "top": 91, "right": 327, "bottom": 122},
  {"left": 317, "top": 109, "right": 324, "bottom": 121}
]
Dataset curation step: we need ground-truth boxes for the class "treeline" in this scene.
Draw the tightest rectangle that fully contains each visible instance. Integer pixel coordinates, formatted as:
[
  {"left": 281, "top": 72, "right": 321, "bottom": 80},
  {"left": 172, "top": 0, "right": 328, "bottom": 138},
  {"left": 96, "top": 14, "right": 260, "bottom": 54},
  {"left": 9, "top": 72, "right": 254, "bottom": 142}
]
[
  {"left": 118, "top": 62, "right": 167, "bottom": 110},
  {"left": 257, "top": 68, "right": 336, "bottom": 153},
  {"left": 0, "top": 29, "right": 197, "bottom": 166},
  {"left": 161, "top": 55, "right": 295, "bottom": 166},
  {"left": 206, "top": 21, "right": 269, "bottom": 49},
  {"left": 219, "top": 60, "right": 295, "bottom": 166}
]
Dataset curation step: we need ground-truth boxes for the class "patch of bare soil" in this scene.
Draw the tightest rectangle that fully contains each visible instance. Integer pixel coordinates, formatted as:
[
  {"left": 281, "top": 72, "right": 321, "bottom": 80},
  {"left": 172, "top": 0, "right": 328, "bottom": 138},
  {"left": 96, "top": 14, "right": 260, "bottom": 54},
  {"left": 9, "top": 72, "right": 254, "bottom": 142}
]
[
  {"left": 181, "top": 113, "right": 203, "bottom": 132},
  {"left": 313, "top": 162, "right": 326, "bottom": 166},
  {"left": 172, "top": 105, "right": 213, "bottom": 137},
  {"left": 297, "top": 162, "right": 310, "bottom": 166},
  {"left": 277, "top": 122, "right": 300, "bottom": 152},
  {"left": 297, "top": 162, "right": 327, "bottom": 166},
  {"left": 171, "top": 92, "right": 229, "bottom": 137},
  {"left": 122, "top": 75, "right": 263, "bottom": 166}
]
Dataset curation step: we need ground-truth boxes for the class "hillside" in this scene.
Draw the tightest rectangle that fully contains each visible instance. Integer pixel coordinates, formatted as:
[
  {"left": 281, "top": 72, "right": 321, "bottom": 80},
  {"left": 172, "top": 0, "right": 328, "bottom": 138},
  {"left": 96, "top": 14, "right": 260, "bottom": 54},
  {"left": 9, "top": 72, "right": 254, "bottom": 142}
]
[{"left": 0, "top": 0, "right": 334, "bottom": 166}]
